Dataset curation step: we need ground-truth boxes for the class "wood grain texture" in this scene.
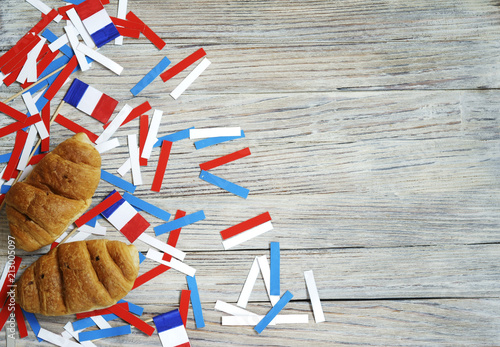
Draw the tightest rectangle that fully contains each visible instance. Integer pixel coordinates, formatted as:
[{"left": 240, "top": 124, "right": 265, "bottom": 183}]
[{"left": 0, "top": 0, "right": 499, "bottom": 345}]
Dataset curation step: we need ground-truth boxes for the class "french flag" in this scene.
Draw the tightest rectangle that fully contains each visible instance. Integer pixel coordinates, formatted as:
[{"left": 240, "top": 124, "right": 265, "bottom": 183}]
[
  {"left": 152, "top": 309, "right": 191, "bottom": 347},
  {"left": 75, "top": 0, "right": 120, "bottom": 48},
  {"left": 63, "top": 78, "right": 118, "bottom": 123},
  {"left": 101, "top": 191, "right": 150, "bottom": 243}
]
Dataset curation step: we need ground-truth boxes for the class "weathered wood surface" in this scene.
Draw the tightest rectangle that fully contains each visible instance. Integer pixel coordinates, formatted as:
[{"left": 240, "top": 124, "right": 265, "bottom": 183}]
[{"left": 0, "top": 0, "right": 500, "bottom": 345}]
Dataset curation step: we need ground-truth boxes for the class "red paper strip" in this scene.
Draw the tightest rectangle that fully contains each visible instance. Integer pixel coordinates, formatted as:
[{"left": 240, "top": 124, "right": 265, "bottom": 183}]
[
  {"left": 179, "top": 289, "right": 191, "bottom": 327},
  {"left": 116, "top": 26, "right": 141, "bottom": 39},
  {"left": 50, "top": 242, "right": 58, "bottom": 249},
  {"left": 44, "top": 55, "right": 78, "bottom": 101},
  {"left": 28, "top": 153, "right": 46, "bottom": 165},
  {"left": 199, "top": 147, "right": 251, "bottom": 171},
  {"left": 0, "top": 34, "right": 36, "bottom": 70},
  {"left": 151, "top": 140, "right": 172, "bottom": 192},
  {"left": 2, "top": 56, "right": 28, "bottom": 87},
  {"left": 110, "top": 17, "right": 145, "bottom": 31},
  {"left": 75, "top": 302, "right": 129, "bottom": 320},
  {"left": 55, "top": 114, "right": 98, "bottom": 143},
  {"left": 74, "top": 191, "right": 122, "bottom": 227},
  {"left": 139, "top": 114, "right": 148, "bottom": 166},
  {"left": 30, "top": 9, "right": 59, "bottom": 35},
  {"left": 0, "top": 256, "right": 22, "bottom": 306},
  {"left": 14, "top": 303, "right": 28, "bottom": 338},
  {"left": 163, "top": 209, "right": 186, "bottom": 262},
  {"left": 132, "top": 210, "right": 185, "bottom": 290},
  {"left": 57, "top": 4, "right": 76, "bottom": 20},
  {"left": 107, "top": 304, "right": 155, "bottom": 336},
  {"left": 0, "top": 114, "right": 40, "bottom": 139},
  {"left": 220, "top": 212, "right": 272, "bottom": 240},
  {"left": 126, "top": 11, "right": 166, "bottom": 50},
  {"left": 2, "top": 130, "right": 28, "bottom": 180},
  {"left": 1, "top": 37, "right": 41, "bottom": 75},
  {"left": 160, "top": 48, "right": 206, "bottom": 82},
  {"left": 0, "top": 302, "right": 10, "bottom": 331},
  {"left": 36, "top": 46, "right": 59, "bottom": 78},
  {"left": 0, "top": 102, "right": 28, "bottom": 123},
  {"left": 103, "top": 101, "right": 151, "bottom": 129},
  {"left": 40, "top": 102, "right": 50, "bottom": 152}
]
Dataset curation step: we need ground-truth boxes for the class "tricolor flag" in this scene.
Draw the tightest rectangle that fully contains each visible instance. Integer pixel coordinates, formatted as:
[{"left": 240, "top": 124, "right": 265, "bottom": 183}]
[
  {"left": 152, "top": 309, "right": 191, "bottom": 347},
  {"left": 75, "top": 0, "right": 120, "bottom": 48},
  {"left": 63, "top": 78, "right": 118, "bottom": 123},
  {"left": 101, "top": 191, "right": 150, "bottom": 243}
]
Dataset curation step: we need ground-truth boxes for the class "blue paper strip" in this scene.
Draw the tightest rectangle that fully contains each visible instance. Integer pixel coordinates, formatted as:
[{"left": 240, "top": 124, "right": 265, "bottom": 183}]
[
  {"left": 0, "top": 153, "right": 11, "bottom": 163},
  {"left": 186, "top": 275, "right": 205, "bottom": 329},
  {"left": 118, "top": 299, "right": 144, "bottom": 316},
  {"left": 152, "top": 309, "right": 183, "bottom": 333},
  {"left": 194, "top": 130, "right": 245, "bottom": 150},
  {"left": 62, "top": 0, "right": 86, "bottom": 4},
  {"left": 138, "top": 251, "right": 146, "bottom": 264},
  {"left": 154, "top": 127, "right": 194, "bottom": 147},
  {"left": 100, "top": 170, "right": 137, "bottom": 193},
  {"left": 21, "top": 309, "right": 43, "bottom": 342},
  {"left": 199, "top": 170, "right": 249, "bottom": 199},
  {"left": 154, "top": 210, "right": 205, "bottom": 236},
  {"left": 254, "top": 290, "right": 294, "bottom": 334},
  {"left": 131, "top": 57, "right": 170, "bottom": 96},
  {"left": 79, "top": 325, "right": 132, "bottom": 341},
  {"left": 91, "top": 23, "right": 121, "bottom": 48},
  {"left": 123, "top": 192, "right": 171, "bottom": 221},
  {"left": 270, "top": 242, "right": 280, "bottom": 295},
  {"left": 72, "top": 314, "right": 118, "bottom": 331}
]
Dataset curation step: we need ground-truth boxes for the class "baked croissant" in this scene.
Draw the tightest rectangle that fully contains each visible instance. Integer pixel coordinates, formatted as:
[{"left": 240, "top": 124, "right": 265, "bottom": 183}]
[
  {"left": 5, "top": 133, "right": 101, "bottom": 251},
  {"left": 16, "top": 239, "right": 139, "bottom": 316}
]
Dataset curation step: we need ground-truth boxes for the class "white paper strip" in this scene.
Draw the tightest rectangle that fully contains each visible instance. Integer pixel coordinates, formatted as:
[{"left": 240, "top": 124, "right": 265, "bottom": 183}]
[
  {"left": 17, "top": 125, "right": 38, "bottom": 171},
  {"left": 127, "top": 134, "right": 142, "bottom": 185},
  {"left": 115, "top": 0, "right": 128, "bottom": 45},
  {"left": 0, "top": 262, "right": 10, "bottom": 293},
  {"left": 189, "top": 127, "right": 241, "bottom": 139},
  {"left": 95, "top": 104, "right": 132, "bottom": 144},
  {"left": 304, "top": 270, "right": 325, "bottom": 323},
  {"left": 214, "top": 300, "right": 258, "bottom": 317},
  {"left": 221, "top": 314, "right": 308, "bottom": 326},
  {"left": 222, "top": 220, "right": 274, "bottom": 250},
  {"left": 21, "top": 92, "right": 49, "bottom": 139},
  {"left": 65, "top": 25, "right": 90, "bottom": 71},
  {"left": 95, "top": 137, "right": 120, "bottom": 154},
  {"left": 78, "top": 221, "right": 106, "bottom": 236},
  {"left": 236, "top": 257, "right": 260, "bottom": 308},
  {"left": 117, "top": 158, "right": 131, "bottom": 176},
  {"left": 48, "top": 34, "right": 69, "bottom": 52},
  {"left": 77, "top": 43, "right": 123, "bottom": 75},
  {"left": 91, "top": 316, "right": 112, "bottom": 329},
  {"left": 66, "top": 8, "right": 95, "bottom": 48},
  {"left": 17, "top": 37, "right": 47, "bottom": 83},
  {"left": 63, "top": 322, "right": 97, "bottom": 347},
  {"left": 19, "top": 165, "right": 34, "bottom": 181},
  {"left": 170, "top": 57, "right": 211, "bottom": 100},
  {"left": 257, "top": 255, "right": 280, "bottom": 306},
  {"left": 26, "top": 0, "right": 51, "bottom": 14},
  {"left": 54, "top": 231, "right": 69, "bottom": 243},
  {"left": 67, "top": 230, "right": 91, "bottom": 243},
  {"left": 137, "top": 233, "right": 185, "bottom": 261},
  {"left": 38, "top": 328, "right": 81, "bottom": 347},
  {"left": 140, "top": 109, "right": 162, "bottom": 160},
  {"left": 145, "top": 248, "right": 196, "bottom": 277}
]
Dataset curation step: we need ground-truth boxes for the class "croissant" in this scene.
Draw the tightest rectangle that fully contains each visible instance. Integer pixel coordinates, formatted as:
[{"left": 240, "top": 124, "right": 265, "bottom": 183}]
[
  {"left": 15, "top": 239, "right": 139, "bottom": 316},
  {"left": 5, "top": 133, "right": 101, "bottom": 251}
]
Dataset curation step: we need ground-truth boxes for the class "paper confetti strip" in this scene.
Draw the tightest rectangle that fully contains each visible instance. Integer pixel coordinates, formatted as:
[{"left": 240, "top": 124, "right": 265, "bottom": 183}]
[
  {"left": 79, "top": 325, "right": 132, "bottom": 342},
  {"left": 122, "top": 192, "right": 171, "bottom": 221},
  {"left": 222, "top": 220, "right": 273, "bottom": 250},
  {"left": 179, "top": 290, "right": 191, "bottom": 327},
  {"left": 257, "top": 255, "right": 280, "bottom": 306},
  {"left": 96, "top": 104, "right": 133, "bottom": 144},
  {"left": 270, "top": 242, "right": 280, "bottom": 296},
  {"left": 160, "top": 48, "right": 206, "bottom": 82},
  {"left": 190, "top": 127, "right": 241, "bottom": 139},
  {"left": 214, "top": 300, "right": 258, "bottom": 317},
  {"left": 100, "top": 169, "right": 136, "bottom": 193},
  {"left": 101, "top": 193, "right": 150, "bottom": 242},
  {"left": 170, "top": 58, "right": 211, "bottom": 100},
  {"left": 151, "top": 140, "right": 172, "bottom": 192},
  {"left": 65, "top": 25, "right": 90, "bottom": 71},
  {"left": 141, "top": 109, "right": 163, "bottom": 160},
  {"left": 106, "top": 304, "right": 155, "bottom": 336},
  {"left": 63, "top": 78, "right": 119, "bottom": 123},
  {"left": 199, "top": 147, "right": 251, "bottom": 171},
  {"left": 138, "top": 234, "right": 186, "bottom": 261},
  {"left": 0, "top": 101, "right": 28, "bottom": 123},
  {"left": 186, "top": 275, "right": 205, "bottom": 329},
  {"left": 154, "top": 210, "right": 205, "bottom": 236},
  {"left": 75, "top": 0, "right": 120, "bottom": 48},
  {"left": 236, "top": 257, "right": 260, "bottom": 308},
  {"left": 95, "top": 137, "right": 120, "bottom": 153},
  {"left": 55, "top": 114, "right": 99, "bottom": 142},
  {"left": 222, "top": 314, "right": 308, "bottom": 326},
  {"left": 194, "top": 130, "right": 245, "bottom": 150},
  {"left": 14, "top": 303, "right": 28, "bottom": 338},
  {"left": 154, "top": 127, "right": 194, "bottom": 147},
  {"left": 126, "top": 11, "right": 166, "bottom": 50},
  {"left": 199, "top": 170, "right": 250, "bottom": 199},
  {"left": 153, "top": 309, "right": 191, "bottom": 347},
  {"left": 75, "top": 191, "right": 122, "bottom": 227},
  {"left": 21, "top": 309, "right": 42, "bottom": 342},
  {"left": 145, "top": 248, "right": 195, "bottom": 277},
  {"left": 66, "top": 8, "right": 95, "bottom": 48},
  {"left": 77, "top": 43, "right": 124, "bottom": 75},
  {"left": 254, "top": 291, "right": 294, "bottom": 334},
  {"left": 304, "top": 270, "right": 325, "bottom": 323},
  {"left": 220, "top": 212, "right": 271, "bottom": 240},
  {"left": 131, "top": 56, "right": 170, "bottom": 96},
  {"left": 38, "top": 328, "right": 81, "bottom": 346},
  {"left": 128, "top": 134, "right": 142, "bottom": 185}
]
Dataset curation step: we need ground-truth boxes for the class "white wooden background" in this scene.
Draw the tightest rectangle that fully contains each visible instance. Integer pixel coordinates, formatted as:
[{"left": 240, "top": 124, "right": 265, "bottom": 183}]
[{"left": 1, "top": 0, "right": 500, "bottom": 345}]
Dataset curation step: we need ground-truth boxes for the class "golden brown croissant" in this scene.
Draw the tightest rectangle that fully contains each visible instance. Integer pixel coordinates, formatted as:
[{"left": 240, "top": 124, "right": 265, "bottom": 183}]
[
  {"left": 5, "top": 133, "right": 101, "bottom": 251},
  {"left": 15, "top": 239, "right": 139, "bottom": 316}
]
